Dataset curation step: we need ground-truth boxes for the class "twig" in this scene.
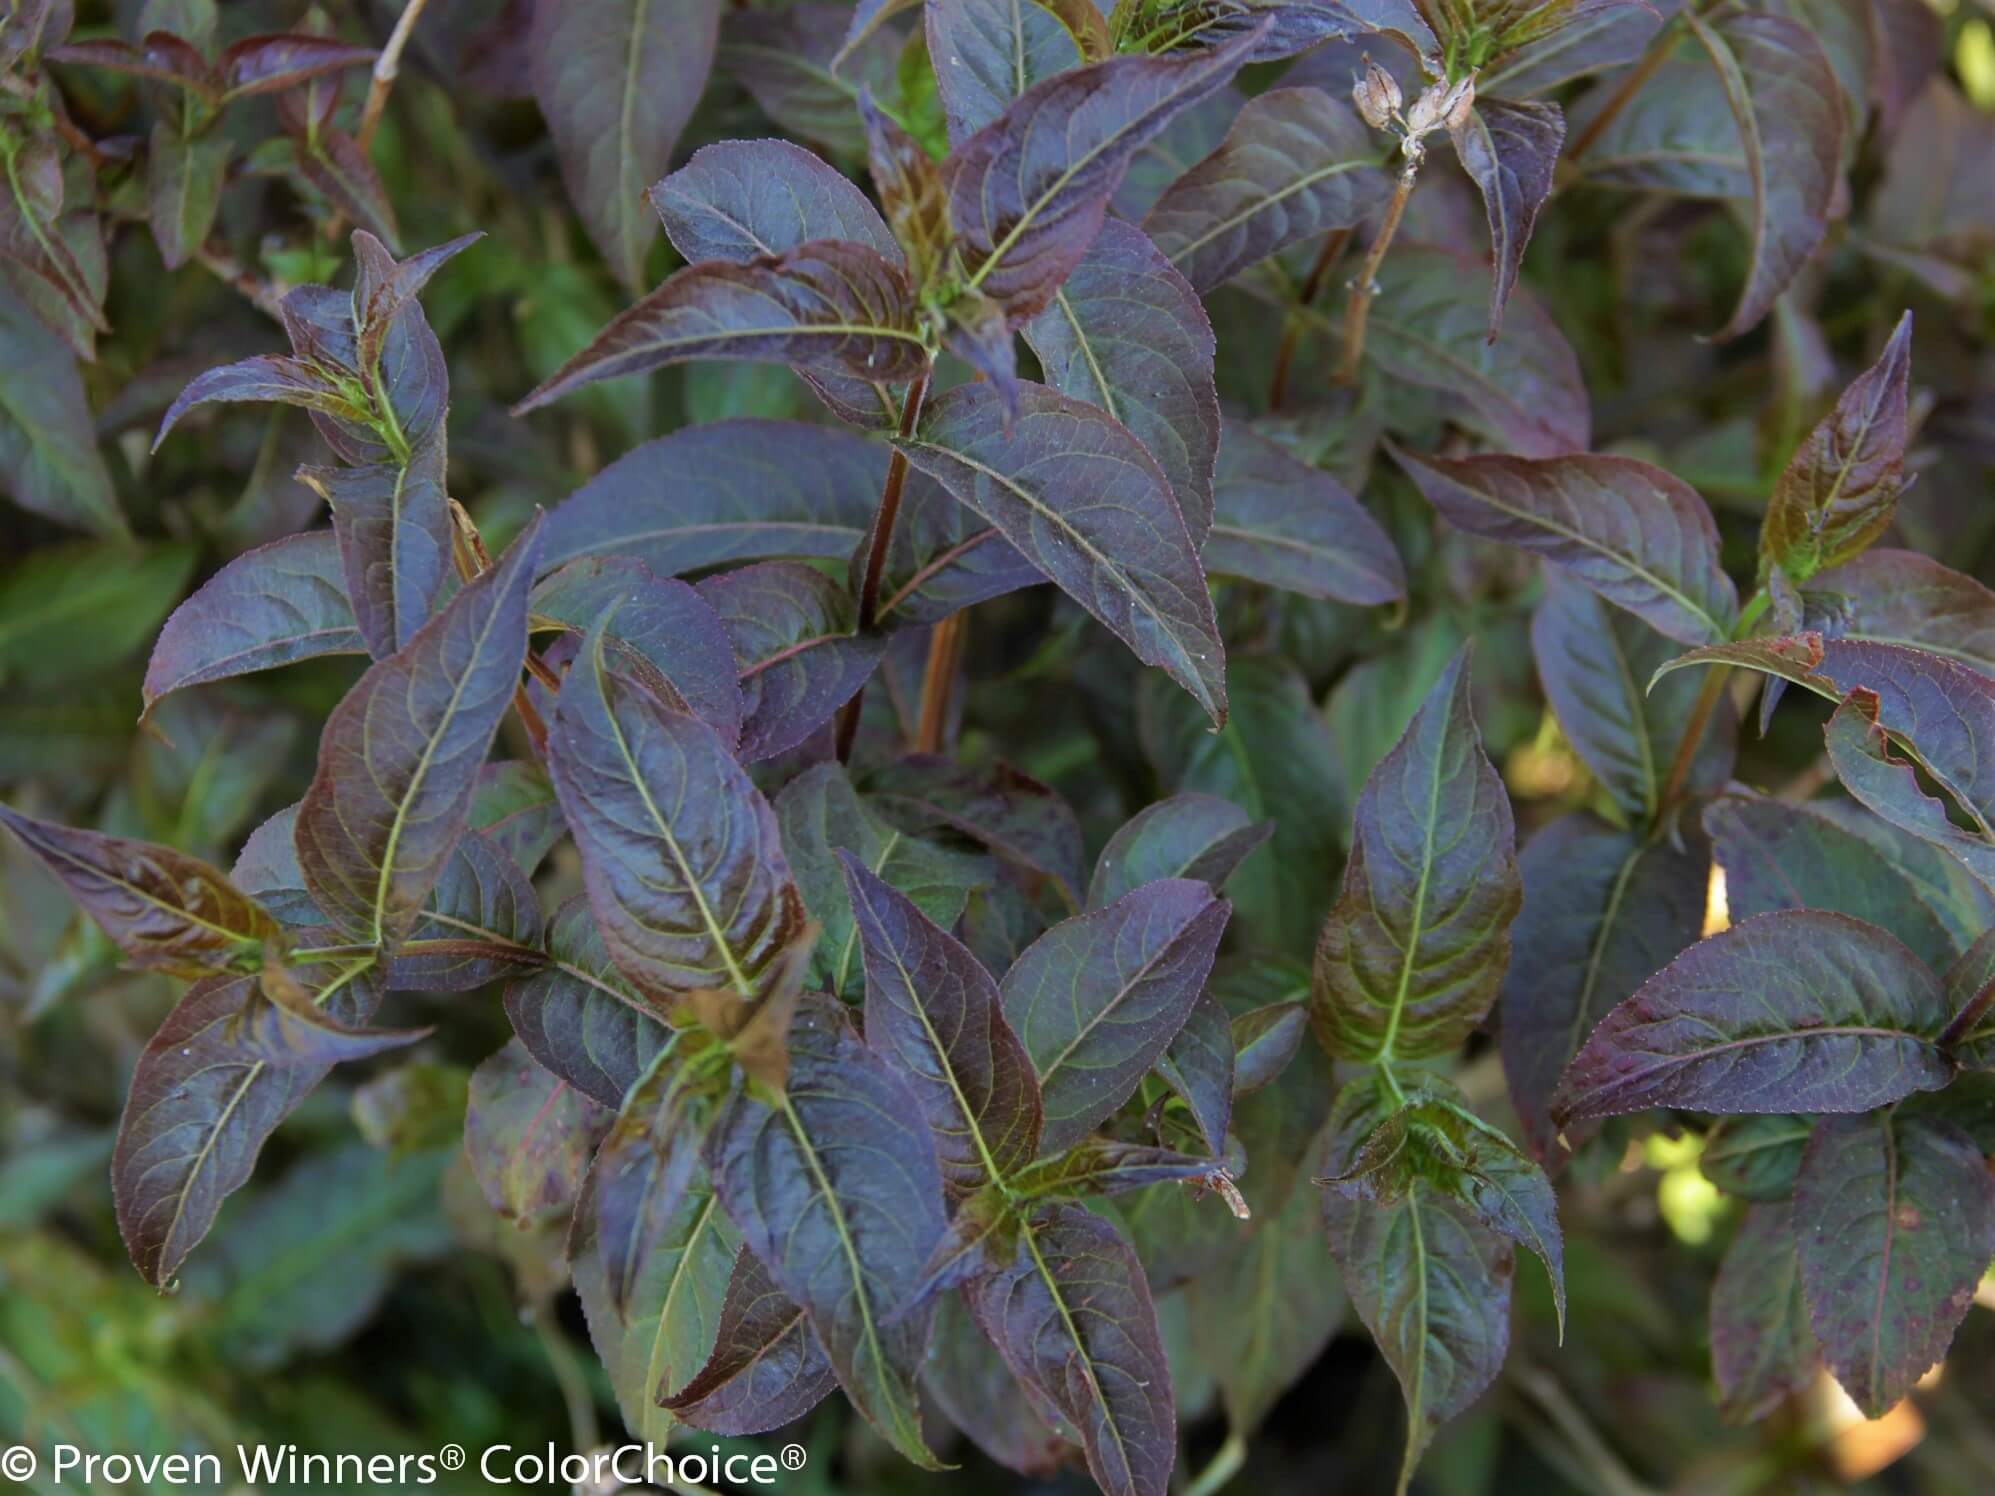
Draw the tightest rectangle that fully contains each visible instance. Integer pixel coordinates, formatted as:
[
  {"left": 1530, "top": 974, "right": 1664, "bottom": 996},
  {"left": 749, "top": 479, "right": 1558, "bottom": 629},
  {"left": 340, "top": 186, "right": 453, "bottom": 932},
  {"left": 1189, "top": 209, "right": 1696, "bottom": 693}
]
[
  {"left": 855, "top": 371, "right": 932, "bottom": 630},
  {"left": 1655, "top": 663, "right": 1729, "bottom": 815},
  {"left": 1335, "top": 159, "right": 1417, "bottom": 387},
  {"left": 915, "top": 612, "right": 966, "bottom": 753},
  {"left": 1565, "top": 21, "right": 1676, "bottom": 162},
  {"left": 357, "top": 0, "right": 433, "bottom": 153},
  {"left": 193, "top": 242, "right": 285, "bottom": 320}
]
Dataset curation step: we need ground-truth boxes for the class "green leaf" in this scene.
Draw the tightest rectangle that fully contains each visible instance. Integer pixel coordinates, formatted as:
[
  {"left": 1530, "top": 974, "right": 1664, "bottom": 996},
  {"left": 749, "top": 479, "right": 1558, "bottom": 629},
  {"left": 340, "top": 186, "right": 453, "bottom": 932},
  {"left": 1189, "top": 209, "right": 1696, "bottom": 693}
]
[
  {"left": 1795, "top": 1108, "right": 1995, "bottom": 1416},
  {"left": 1087, "top": 793, "right": 1270, "bottom": 910},
  {"left": 0, "top": 285, "right": 122, "bottom": 538},
  {"left": 145, "top": 123, "right": 227, "bottom": 272},
  {"left": 1312, "top": 645, "right": 1519, "bottom": 1063},
  {"left": 775, "top": 761, "right": 989, "bottom": 1000},
  {"left": 0, "top": 540, "right": 192, "bottom": 686}
]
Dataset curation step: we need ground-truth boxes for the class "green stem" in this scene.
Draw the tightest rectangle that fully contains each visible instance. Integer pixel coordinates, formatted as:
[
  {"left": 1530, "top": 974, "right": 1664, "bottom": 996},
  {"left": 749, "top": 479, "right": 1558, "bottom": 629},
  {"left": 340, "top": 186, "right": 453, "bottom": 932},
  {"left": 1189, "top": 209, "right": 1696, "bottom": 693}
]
[{"left": 1184, "top": 1432, "right": 1247, "bottom": 1496}]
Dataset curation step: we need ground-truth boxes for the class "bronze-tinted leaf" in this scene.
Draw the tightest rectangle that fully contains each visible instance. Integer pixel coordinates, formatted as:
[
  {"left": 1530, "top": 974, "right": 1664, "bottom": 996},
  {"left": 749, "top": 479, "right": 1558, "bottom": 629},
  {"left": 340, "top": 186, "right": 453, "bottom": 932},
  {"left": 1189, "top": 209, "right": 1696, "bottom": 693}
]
[
  {"left": 0, "top": 806, "right": 280, "bottom": 979},
  {"left": 383, "top": 829, "right": 546, "bottom": 992},
  {"left": 300, "top": 449, "right": 454, "bottom": 660},
  {"left": 1710, "top": 1202, "right": 1817, "bottom": 1423},
  {"left": 662, "top": 1246, "right": 838, "bottom": 1434},
  {"left": 294, "top": 514, "right": 542, "bottom": 946},
  {"left": 1312, "top": 646, "right": 1519, "bottom": 1063},
  {"left": 1449, "top": 98, "right": 1565, "bottom": 340},
  {"left": 464, "top": 1038, "right": 611, "bottom": 1226},
  {"left": 1760, "top": 312, "right": 1913, "bottom": 582}
]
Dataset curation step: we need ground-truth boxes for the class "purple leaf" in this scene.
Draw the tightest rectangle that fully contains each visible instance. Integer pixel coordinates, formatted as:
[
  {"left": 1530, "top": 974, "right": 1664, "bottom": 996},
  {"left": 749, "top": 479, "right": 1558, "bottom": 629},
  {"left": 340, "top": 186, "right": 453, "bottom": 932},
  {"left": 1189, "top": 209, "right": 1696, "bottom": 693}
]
[
  {"left": 0, "top": 804, "right": 279, "bottom": 979},
  {"left": 927, "top": 0, "right": 1083, "bottom": 145},
  {"left": 0, "top": 135, "right": 111, "bottom": 338},
  {"left": 1001, "top": 878, "right": 1229, "bottom": 1154},
  {"left": 895, "top": 381, "right": 1228, "bottom": 726},
  {"left": 1449, "top": 98, "right": 1565, "bottom": 341},
  {"left": 293, "top": 127, "right": 400, "bottom": 251},
  {"left": 923, "top": 1293, "right": 1079, "bottom": 1476},
  {"left": 1151, "top": 992, "right": 1233, "bottom": 1156},
  {"left": 504, "top": 895, "right": 671, "bottom": 1110},
  {"left": 1811, "top": 549, "right": 1995, "bottom": 675},
  {"left": 1500, "top": 813, "right": 1710, "bottom": 1160},
  {"left": 546, "top": 620, "right": 807, "bottom": 1003},
  {"left": 1364, "top": 244, "right": 1591, "bottom": 456},
  {"left": 1711, "top": 1203, "right": 1817, "bottom": 1423},
  {"left": 1231, "top": 1001, "right": 1306, "bottom": 1096},
  {"left": 1142, "top": 86, "right": 1389, "bottom": 294},
  {"left": 540, "top": 419, "right": 884, "bottom": 576},
  {"left": 349, "top": 231, "right": 483, "bottom": 384},
  {"left": 1684, "top": 11, "right": 1842, "bottom": 341},
  {"left": 1021, "top": 219, "right": 1219, "bottom": 544},
  {"left": 382, "top": 829, "right": 546, "bottom": 991},
  {"left": 720, "top": 3, "right": 899, "bottom": 159},
  {"left": 302, "top": 449, "right": 454, "bottom": 659},
  {"left": 840, "top": 853, "right": 1042, "bottom": 1191},
  {"left": 662, "top": 1247, "right": 839, "bottom": 1434},
  {"left": 145, "top": 124, "right": 226, "bottom": 272},
  {"left": 1552, "top": 910, "right": 1955, "bottom": 1125},
  {"left": 1205, "top": 421, "right": 1405, "bottom": 605},
  {"left": 530, "top": 555, "right": 744, "bottom": 749},
  {"left": 294, "top": 514, "right": 542, "bottom": 946},
  {"left": 530, "top": 0, "right": 722, "bottom": 291},
  {"left": 943, "top": 33, "right": 1258, "bottom": 318},
  {"left": 111, "top": 963, "right": 393, "bottom": 1286},
  {"left": 871, "top": 470, "right": 1044, "bottom": 626},
  {"left": 697, "top": 561, "right": 886, "bottom": 761},
  {"left": 1705, "top": 794, "right": 1960, "bottom": 973},
  {"left": 1011, "top": 1137, "right": 1236, "bottom": 1198},
  {"left": 1087, "top": 792, "right": 1271, "bottom": 909},
  {"left": 464, "top": 1038, "right": 611, "bottom": 1226},
  {"left": 217, "top": 33, "right": 374, "bottom": 99},
  {"left": 586, "top": 1045, "right": 713, "bottom": 1318},
  {"left": 153, "top": 354, "right": 358, "bottom": 449},
  {"left": 704, "top": 996, "right": 949, "bottom": 1468},
  {"left": 143, "top": 530, "right": 363, "bottom": 714},
  {"left": 1795, "top": 1109, "right": 1995, "bottom": 1416},
  {"left": 470, "top": 761, "right": 566, "bottom": 875},
  {"left": 1397, "top": 447, "right": 1737, "bottom": 645},
  {"left": 1479, "top": 0, "right": 1666, "bottom": 99},
  {"left": 512, "top": 240, "right": 927, "bottom": 414},
  {"left": 1312, "top": 646, "right": 1520, "bottom": 1062},
  {"left": 964, "top": 1200, "right": 1176, "bottom": 1496},
  {"left": 1530, "top": 573, "right": 1735, "bottom": 818},
  {"left": 1761, "top": 312, "right": 1914, "bottom": 582},
  {"left": 865, "top": 754, "right": 1085, "bottom": 903},
  {"left": 649, "top": 139, "right": 897, "bottom": 265}
]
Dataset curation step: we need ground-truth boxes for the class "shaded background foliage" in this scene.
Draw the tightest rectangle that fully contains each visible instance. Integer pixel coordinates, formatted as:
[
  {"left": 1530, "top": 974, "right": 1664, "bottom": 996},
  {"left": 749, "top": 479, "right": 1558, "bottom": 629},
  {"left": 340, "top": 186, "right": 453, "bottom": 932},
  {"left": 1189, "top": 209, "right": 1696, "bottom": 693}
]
[{"left": 2, "top": 0, "right": 1994, "bottom": 1493}]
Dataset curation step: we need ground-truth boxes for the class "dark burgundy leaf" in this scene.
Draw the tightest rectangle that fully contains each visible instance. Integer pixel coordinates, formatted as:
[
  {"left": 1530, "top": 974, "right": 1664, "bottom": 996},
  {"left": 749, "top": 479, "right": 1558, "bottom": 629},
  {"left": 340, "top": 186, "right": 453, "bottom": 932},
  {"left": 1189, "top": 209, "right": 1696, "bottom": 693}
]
[
  {"left": 697, "top": 561, "right": 886, "bottom": 761},
  {"left": 1795, "top": 1109, "right": 1995, "bottom": 1416},
  {"left": 1397, "top": 447, "right": 1737, "bottom": 645},
  {"left": 1711, "top": 1202, "right": 1817, "bottom": 1423},
  {"left": 942, "top": 33, "right": 1258, "bottom": 318},
  {"left": 504, "top": 895, "right": 671, "bottom": 1110},
  {"left": 662, "top": 1247, "right": 838, "bottom": 1433},
  {"left": 383, "top": 829, "right": 545, "bottom": 991},
  {"left": 545, "top": 621, "right": 806, "bottom": 1004},
  {"left": 964, "top": 1200, "right": 1176, "bottom": 1496},
  {"left": 294, "top": 514, "right": 542, "bottom": 946},
  {"left": 1205, "top": 421, "right": 1404, "bottom": 605},
  {"left": 863, "top": 755, "right": 1086, "bottom": 905},
  {"left": 1552, "top": 910, "right": 1955, "bottom": 1125},
  {"left": 301, "top": 449, "right": 453, "bottom": 660},
  {"left": 650, "top": 139, "right": 897, "bottom": 266},
  {"left": 1011, "top": 1137, "right": 1236, "bottom": 1198},
  {"left": 1142, "top": 86, "right": 1388, "bottom": 295},
  {"left": 1449, "top": 98, "right": 1565, "bottom": 341},
  {"left": 513, "top": 241, "right": 927, "bottom": 415},
  {"left": 143, "top": 530, "right": 362, "bottom": 714},
  {"left": 1152, "top": 992, "right": 1233, "bottom": 1155},
  {"left": 218, "top": 33, "right": 376, "bottom": 98}
]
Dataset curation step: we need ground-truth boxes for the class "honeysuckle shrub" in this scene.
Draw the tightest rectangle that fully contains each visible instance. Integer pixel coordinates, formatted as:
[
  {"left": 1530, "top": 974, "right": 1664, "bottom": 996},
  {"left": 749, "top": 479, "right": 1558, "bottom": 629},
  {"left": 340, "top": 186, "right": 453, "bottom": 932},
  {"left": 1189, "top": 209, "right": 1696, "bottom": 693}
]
[{"left": 2, "top": 0, "right": 1993, "bottom": 1490}]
